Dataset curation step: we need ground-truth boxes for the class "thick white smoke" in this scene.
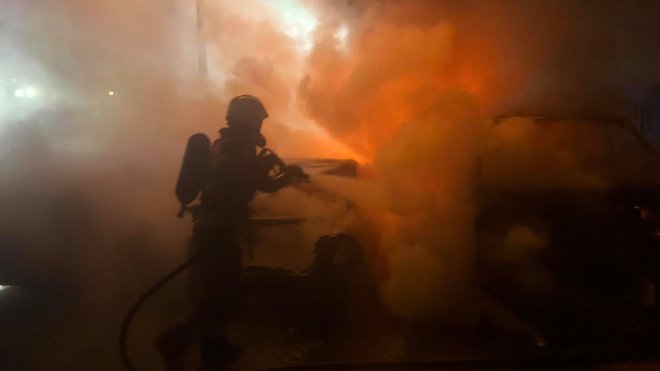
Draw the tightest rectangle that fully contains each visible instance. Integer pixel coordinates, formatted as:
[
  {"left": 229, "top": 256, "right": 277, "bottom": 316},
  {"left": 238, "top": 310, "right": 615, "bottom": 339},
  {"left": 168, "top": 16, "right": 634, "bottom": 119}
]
[{"left": 3, "top": 0, "right": 660, "bottom": 369}]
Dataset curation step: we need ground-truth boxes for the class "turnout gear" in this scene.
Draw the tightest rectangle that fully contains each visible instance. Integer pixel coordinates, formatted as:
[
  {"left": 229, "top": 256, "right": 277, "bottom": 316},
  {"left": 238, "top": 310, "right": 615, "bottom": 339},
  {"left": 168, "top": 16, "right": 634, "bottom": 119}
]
[
  {"left": 157, "top": 95, "right": 305, "bottom": 370},
  {"left": 159, "top": 127, "right": 256, "bottom": 370},
  {"left": 174, "top": 130, "right": 307, "bottom": 217}
]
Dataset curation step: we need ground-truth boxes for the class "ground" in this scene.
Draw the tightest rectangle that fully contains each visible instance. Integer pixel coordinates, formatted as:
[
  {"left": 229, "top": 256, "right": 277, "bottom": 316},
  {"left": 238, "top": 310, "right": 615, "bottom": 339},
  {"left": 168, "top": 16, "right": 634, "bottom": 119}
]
[{"left": 2, "top": 263, "right": 660, "bottom": 370}]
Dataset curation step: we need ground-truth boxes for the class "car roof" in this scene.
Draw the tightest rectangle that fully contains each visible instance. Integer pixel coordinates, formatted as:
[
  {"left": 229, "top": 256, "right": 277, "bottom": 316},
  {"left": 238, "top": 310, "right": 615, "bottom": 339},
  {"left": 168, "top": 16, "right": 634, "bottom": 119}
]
[
  {"left": 491, "top": 113, "right": 655, "bottom": 151},
  {"left": 492, "top": 113, "right": 628, "bottom": 127}
]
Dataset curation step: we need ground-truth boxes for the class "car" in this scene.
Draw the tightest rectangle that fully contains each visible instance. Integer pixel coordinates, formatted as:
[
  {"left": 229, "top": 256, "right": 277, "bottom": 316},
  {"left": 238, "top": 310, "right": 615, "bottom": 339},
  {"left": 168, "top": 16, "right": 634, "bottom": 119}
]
[{"left": 475, "top": 114, "right": 660, "bottom": 344}]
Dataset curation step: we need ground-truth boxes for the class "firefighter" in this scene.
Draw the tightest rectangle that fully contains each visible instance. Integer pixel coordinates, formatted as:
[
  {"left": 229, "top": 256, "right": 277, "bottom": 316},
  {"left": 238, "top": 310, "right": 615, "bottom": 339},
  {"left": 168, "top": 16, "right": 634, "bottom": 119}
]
[{"left": 157, "top": 95, "right": 304, "bottom": 370}]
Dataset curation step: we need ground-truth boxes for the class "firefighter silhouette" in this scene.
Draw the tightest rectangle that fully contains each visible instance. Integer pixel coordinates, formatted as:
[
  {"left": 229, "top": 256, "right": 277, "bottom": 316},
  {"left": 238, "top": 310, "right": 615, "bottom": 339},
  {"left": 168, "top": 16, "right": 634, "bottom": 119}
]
[{"left": 159, "top": 95, "right": 305, "bottom": 370}]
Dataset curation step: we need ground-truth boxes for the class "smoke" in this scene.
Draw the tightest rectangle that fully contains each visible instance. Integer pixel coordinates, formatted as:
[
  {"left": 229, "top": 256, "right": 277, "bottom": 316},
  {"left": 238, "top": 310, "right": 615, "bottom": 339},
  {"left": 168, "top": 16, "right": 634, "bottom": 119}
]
[
  {"left": 0, "top": 1, "right": 363, "bottom": 369},
  {"left": 498, "top": 224, "right": 554, "bottom": 297},
  {"left": 4, "top": 0, "right": 660, "bottom": 368},
  {"left": 296, "top": 0, "right": 660, "bottom": 310},
  {"left": 480, "top": 117, "right": 613, "bottom": 190}
]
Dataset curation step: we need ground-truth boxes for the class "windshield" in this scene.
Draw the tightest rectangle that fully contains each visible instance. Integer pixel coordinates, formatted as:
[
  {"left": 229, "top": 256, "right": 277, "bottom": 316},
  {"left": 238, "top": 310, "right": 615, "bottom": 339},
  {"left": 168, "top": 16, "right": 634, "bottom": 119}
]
[{"left": 3, "top": 1, "right": 660, "bottom": 371}]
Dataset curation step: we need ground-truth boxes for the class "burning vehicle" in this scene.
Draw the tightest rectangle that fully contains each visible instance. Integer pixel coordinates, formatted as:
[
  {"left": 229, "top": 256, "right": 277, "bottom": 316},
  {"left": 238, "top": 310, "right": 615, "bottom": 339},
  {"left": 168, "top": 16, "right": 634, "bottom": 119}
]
[{"left": 475, "top": 114, "right": 660, "bottom": 343}]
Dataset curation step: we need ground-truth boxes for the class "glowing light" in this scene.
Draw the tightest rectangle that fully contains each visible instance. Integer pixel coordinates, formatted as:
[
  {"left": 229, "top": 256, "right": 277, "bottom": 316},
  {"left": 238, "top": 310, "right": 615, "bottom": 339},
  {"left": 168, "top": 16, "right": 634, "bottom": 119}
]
[
  {"left": 269, "top": 0, "right": 318, "bottom": 52},
  {"left": 334, "top": 25, "right": 349, "bottom": 48},
  {"left": 0, "top": 285, "right": 8, "bottom": 292},
  {"left": 14, "top": 86, "right": 38, "bottom": 98},
  {"left": 108, "top": 90, "right": 115, "bottom": 96},
  {"left": 24, "top": 87, "right": 38, "bottom": 98}
]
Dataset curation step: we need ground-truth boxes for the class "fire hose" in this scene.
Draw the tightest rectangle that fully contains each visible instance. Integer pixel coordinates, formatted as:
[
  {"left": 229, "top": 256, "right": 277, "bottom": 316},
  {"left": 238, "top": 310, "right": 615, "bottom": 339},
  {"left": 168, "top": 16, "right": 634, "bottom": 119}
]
[{"left": 118, "top": 250, "right": 206, "bottom": 371}]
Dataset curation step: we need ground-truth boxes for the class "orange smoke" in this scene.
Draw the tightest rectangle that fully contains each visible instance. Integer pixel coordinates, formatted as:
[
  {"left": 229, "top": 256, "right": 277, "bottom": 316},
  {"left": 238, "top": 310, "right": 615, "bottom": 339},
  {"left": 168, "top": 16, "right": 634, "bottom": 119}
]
[
  {"left": 291, "top": 1, "right": 493, "bottom": 319},
  {"left": 299, "top": 19, "right": 457, "bottom": 157},
  {"left": 295, "top": 2, "right": 512, "bottom": 160}
]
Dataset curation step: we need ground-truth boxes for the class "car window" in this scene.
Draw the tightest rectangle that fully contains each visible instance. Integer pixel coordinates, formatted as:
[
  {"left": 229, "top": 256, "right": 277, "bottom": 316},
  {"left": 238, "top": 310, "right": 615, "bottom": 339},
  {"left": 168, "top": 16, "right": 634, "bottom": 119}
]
[{"left": 603, "top": 121, "right": 660, "bottom": 185}]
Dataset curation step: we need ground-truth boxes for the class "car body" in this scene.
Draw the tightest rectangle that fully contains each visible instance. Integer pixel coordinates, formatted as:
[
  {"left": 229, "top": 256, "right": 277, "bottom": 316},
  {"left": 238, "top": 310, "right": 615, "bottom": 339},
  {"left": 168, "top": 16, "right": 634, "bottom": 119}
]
[{"left": 475, "top": 114, "right": 660, "bottom": 341}]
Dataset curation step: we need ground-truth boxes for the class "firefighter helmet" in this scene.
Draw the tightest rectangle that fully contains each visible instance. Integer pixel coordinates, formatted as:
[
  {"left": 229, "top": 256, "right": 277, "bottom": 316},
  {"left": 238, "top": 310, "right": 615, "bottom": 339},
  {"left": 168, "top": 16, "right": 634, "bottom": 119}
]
[{"left": 226, "top": 94, "right": 269, "bottom": 125}]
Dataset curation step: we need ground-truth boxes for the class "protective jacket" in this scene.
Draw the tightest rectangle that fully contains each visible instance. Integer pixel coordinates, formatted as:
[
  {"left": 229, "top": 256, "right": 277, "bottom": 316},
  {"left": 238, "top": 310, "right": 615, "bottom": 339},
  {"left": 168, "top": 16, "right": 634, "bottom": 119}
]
[{"left": 197, "top": 126, "right": 266, "bottom": 223}]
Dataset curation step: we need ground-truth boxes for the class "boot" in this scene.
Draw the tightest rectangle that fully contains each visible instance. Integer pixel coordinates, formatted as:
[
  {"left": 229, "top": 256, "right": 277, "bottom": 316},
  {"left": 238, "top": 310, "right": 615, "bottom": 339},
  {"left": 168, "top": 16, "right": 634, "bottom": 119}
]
[
  {"left": 155, "top": 328, "right": 188, "bottom": 371},
  {"left": 200, "top": 335, "right": 241, "bottom": 370}
]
